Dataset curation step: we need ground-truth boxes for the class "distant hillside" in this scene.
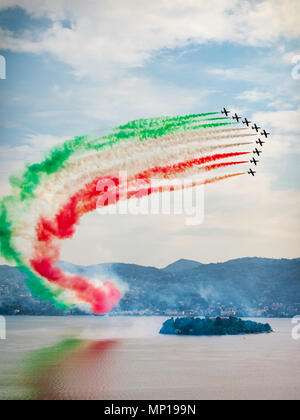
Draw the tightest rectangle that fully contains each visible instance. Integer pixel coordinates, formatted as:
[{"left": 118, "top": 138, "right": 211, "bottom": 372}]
[
  {"left": 0, "top": 265, "right": 83, "bottom": 316},
  {"left": 0, "top": 258, "right": 300, "bottom": 317},
  {"left": 163, "top": 259, "right": 203, "bottom": 273}
]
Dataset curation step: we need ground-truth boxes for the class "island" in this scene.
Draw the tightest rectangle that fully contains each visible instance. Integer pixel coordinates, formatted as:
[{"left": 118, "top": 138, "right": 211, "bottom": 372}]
[{"left": 159, "top": 316, "right": 273, "bottom": 336}]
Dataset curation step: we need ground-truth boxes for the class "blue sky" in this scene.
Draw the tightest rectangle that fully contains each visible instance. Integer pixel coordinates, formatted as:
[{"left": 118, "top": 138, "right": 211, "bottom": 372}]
[{"left": 0, "top": 0, "right": 299, "bottom": 266}]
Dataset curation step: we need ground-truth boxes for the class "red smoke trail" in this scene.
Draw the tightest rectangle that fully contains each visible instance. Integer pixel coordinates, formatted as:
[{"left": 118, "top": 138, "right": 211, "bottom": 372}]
[
  {"left": 36, "top": 153, "right": 248, "bottom": 242},
  {"left": 202, "top": 160, "right": 248, "bottom": 172},
  {"left": 24, "top": 339, "right": 119, "bottom": 399},
  {"left": 31, "top": 154, "right": 248, "bottom": 313},
  {"left": 202, "top": 172, "right": 245, "bottom": 184},
  {"left": 137, "top": 152, "right": 249, "bottom": 180},
  {"left": 30, "top": 259, "right": 121, "bottom": 314}
]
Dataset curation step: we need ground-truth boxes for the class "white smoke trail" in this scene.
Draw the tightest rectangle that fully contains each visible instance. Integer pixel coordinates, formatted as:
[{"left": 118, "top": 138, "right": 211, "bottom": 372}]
[{"left": 11, "top": 129, "right": 253, "bottom": 264}]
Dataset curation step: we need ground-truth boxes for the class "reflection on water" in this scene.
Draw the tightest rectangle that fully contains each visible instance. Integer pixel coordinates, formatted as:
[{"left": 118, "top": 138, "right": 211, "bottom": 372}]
[
  {"left": 22, "top": 339, "right": 119, "bottom": 400},
  {"left": 0, "top": 317, "right": 300, "bottom": 400}
]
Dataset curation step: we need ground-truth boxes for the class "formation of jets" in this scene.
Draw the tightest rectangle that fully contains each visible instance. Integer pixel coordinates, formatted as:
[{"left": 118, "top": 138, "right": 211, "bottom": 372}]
[
  {"left": 221, "top": 107, "right": 230, "bottom": 117},
  {"left": 232, "top": 113, "right": 242, "bottom": 122},
  {"left": 253, "top": 148, "right": 262, "bottom": 156},
  {"left": 261, "top": 129, "right": 270, "bottom": 138},
  {"left": 221, "top": 108, "right": 271, "bottom": 177},
  {"left": 252, "top": 123, "right": 261, "bottom": 133},
  {"left": 250, "top": 158, "right": 259, "bottom": 166},
  {"left": 248, "top": 168, "right": 256, "bottom": 177},
  {"left": 256, "top": 139, "right": 265, "bottom": 147},
  {"left": 242, "top": 118, "right": 251, "bottom": 127}
]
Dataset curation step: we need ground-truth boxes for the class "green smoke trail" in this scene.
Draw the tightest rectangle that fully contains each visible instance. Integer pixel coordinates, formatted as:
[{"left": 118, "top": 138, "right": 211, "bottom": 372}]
[
  {"left": 0, "top": 198, "right": 71, "bottom": 309},
  {"left": 11, "top": 114, "right": 233, "bottom": 201},
  {"left": 23, "top": 339, "right": 83, "bottom": 377},
  {"left": 0, "top": 202, "right": 21, "bottom": 264},
  {"left": 20, "top": 267, "right": 69, "bottom": 310},
  {"left": 0, "top": 112, "right": 236, "bottom": 310}
]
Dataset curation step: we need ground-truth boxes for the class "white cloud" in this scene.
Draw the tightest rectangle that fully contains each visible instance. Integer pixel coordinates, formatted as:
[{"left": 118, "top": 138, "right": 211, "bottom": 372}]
[
  {"left": 209, "top": 66, "right": 275, "bottom": 85},
  {"left": 0, "top": 0, "right": 300, "bottom": 78},
  {"left": 208, "top": 172, "right": 300, "bottom": 236},
  {"left": 210, "top": 68, "right": 244, "bottom": 79},
  {"left": 0, "top": 133, "right": 68, "bottom": 156},
  {"left": 262, "top": 134, "right": 300, "bottom": 157},
  {"left": 253, "top": 108, "right": 300, "bottom": 134},
  {"left": 236, "top": 90, "right": 272, "bottom": 102},
  {"left": 267, "top": 101, "right": 294, "bottom": 110},
  {"left": 249, "top": 108, "right": 300, "bottom": 157},
  {"left": 1, "top": 0, "right": 300, "bottom": 266},
  {"left": 282, "top": 50, "right": 300, "bottom": 64},
  {"left": 0, "top": 133, "right": 68, "bottom": 197},
  {"left": 200, "top": 172, "right": 300, "bottom": 255},
  {"left": 25, "top": 133, "right": 68, "bottom": 149},
  {"left": 50, "top": 77, "right": 210, "bottom": 123}
]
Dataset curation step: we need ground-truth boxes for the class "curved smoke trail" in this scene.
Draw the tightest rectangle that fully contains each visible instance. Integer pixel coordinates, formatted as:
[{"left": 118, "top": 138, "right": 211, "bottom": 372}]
[{"left": 0, "top": 112, "right": 254, "bottom": 313}]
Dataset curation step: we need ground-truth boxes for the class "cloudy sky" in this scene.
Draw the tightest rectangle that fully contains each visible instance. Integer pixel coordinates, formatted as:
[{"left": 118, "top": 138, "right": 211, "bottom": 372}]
[{"left": 0, "top": 0, "right": 299, "bottom": 267}]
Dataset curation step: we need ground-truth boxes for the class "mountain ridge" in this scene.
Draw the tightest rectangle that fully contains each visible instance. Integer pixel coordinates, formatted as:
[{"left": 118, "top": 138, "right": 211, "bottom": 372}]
[{"left": 0, "top": 257, "right": 300, "bottom": 317}]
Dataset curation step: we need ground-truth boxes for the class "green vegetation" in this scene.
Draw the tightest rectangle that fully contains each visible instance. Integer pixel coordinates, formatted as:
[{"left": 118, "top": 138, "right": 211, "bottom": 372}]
[{"left": 160, "top": 316, "right": 273, "bottom": 336}]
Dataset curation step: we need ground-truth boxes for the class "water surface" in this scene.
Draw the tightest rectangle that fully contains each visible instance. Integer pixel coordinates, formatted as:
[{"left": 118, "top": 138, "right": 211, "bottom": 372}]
[{"left": 0, "top": 317, "right": 299, "bottom": 400}]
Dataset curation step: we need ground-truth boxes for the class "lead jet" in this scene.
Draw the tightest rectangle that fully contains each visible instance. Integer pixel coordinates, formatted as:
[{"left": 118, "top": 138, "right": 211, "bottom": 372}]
[
  {"left": 261, "top": 129, "right": 270, "bottom": 138},
  {"left": 253, "top": 148, "right": 262, "bottom": 156},
  {"left": 252, "top": 123, "right": 261, "bottom": 133},
  {"left": 248, "top": 168, "right": 256, "bottom": 176},
  {"left": 232, "top": 113, "right": 242, "bottom": 122},
  {"left": 221, "top": 107, "right": 230, "bottom": 116},
  {"left": 256, "top": 139, "right": 265, "bottom": 147},
  {"left": 242, "top": 118, "right": 251, "bottom": 127},
  {"left": 250, "top": 157, "right": 259, "bottom": 166}
]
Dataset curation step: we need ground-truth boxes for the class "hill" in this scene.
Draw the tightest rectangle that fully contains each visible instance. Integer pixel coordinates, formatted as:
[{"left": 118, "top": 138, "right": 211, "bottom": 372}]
[
  {"left": 163, "top": 259, "right": 203, "bottom": 273},
  {"left": 0, "top": 258, "right": 300, "bottom": 317}
]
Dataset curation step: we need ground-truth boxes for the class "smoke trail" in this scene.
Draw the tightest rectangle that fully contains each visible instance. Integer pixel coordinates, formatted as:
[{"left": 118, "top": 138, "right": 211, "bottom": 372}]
[
  {"left": 33, "top": 136, "right": 253, "bottom": 221},
  {"left": 11, "top": 115, "right": 234, "bottom": 199},
  {"left": 35, "top": 128, "right": 254, "bottom": 202},
  {"left": 137, "top": 152, "right": 249, "bottom": 179},
  {"left": 9, "top": 136, "right": 252, "bottom": 265},
  {"left": 27, "top": 158, "right": 246, "bottom": 312},
  {"left": 0, "top": 112, "right": 254, "bottom": 313}
]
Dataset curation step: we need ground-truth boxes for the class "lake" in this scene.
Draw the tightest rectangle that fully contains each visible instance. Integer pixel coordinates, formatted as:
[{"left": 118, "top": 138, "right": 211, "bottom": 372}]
[{"left": 0, "top": 316, "right": 299, "bottom": 400}]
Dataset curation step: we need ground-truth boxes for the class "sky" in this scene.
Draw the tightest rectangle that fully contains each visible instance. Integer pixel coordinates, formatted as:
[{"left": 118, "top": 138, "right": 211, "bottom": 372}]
[{"left": 0, "top": 0, "right": 299, "bottom": 267}]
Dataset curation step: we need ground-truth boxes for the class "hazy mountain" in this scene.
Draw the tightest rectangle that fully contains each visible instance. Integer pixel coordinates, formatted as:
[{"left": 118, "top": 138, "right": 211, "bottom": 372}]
[
  {"left": 163, "top": 259, "right": 203, "bottom": 273},
  {"left": 0, "top": 258, "right": 300, "bottom": 317}
]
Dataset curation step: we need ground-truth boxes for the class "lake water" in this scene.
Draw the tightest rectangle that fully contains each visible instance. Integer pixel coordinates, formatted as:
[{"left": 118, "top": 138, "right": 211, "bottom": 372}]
[{"left": 0, "top": 316, "right": 299, "bottom": 400}]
